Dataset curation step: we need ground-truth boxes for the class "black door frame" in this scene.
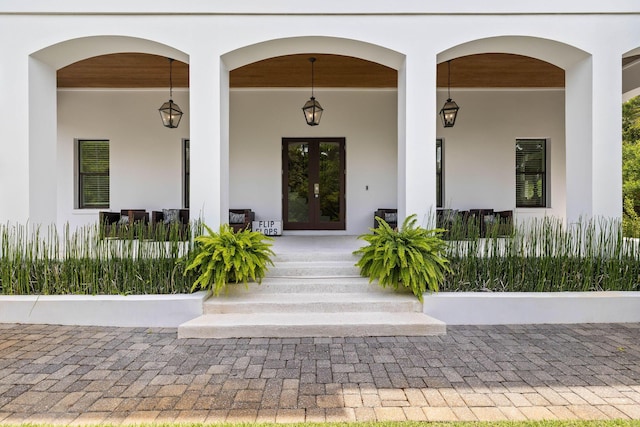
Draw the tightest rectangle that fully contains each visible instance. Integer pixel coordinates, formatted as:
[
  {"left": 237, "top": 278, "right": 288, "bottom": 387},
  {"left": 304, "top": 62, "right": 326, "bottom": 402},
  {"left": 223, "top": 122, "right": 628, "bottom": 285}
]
[{"left": 282, "top": 137, "right": 346, "bottom": 230}]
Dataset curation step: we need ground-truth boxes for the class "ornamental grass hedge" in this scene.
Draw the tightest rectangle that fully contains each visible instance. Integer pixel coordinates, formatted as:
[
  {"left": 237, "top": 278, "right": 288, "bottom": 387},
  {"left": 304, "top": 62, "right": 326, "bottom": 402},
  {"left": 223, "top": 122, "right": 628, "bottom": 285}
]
[{"left": 1, "top": 217, "right": 639, "bottom": 296}]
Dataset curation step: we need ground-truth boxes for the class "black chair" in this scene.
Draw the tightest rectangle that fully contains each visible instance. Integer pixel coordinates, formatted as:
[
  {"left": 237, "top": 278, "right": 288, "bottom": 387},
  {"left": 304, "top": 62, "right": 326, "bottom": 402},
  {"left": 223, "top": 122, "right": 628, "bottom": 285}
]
[
  {"left": 467, "top": 209, "right": 494, "bottom": 237},
  {"left": 151, "top": 209, "right": 190, "bottom": 240},
  {"left": 488, "top": 210, "right": 514, "bottom": 236},
  {"left": 99, "top": 209, "right": 149, "bottom": 237},
  {"left": 229, "top": 209, "right": 255, "bottom": 232},
  {"left": 374, "top": 208, "right": 398, "bottom": 229}
]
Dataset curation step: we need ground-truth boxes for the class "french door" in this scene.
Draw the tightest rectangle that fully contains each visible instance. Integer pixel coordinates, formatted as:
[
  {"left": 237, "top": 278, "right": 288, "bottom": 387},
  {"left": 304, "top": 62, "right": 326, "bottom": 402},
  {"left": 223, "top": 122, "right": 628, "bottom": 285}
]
[{"left": 282, "top": 138, "right": 345, "bottom": 230}]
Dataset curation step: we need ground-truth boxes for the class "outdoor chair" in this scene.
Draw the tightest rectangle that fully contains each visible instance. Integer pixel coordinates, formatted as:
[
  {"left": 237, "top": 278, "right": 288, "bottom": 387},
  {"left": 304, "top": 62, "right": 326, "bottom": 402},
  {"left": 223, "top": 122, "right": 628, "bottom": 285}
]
[
  {"left": 99, "top": 209, "right": 149, "bottom": 238},
  {"left": 151, "top": 209, "right": 190, "bottom": 240},
  {"left": 229, "top": 209, "right": 255, "bottom": 232},
  {"left": 467, "top": 209, "right": 494, "bottom": 237},
  {"left": 374, "top": 208, "right": 397, "bottom": 229},
  {"left": 436, "top": 208, "right": 459, "bottom": 229},
  {"left": 487, "top": 210, "right": 514, "bottom": 236}
]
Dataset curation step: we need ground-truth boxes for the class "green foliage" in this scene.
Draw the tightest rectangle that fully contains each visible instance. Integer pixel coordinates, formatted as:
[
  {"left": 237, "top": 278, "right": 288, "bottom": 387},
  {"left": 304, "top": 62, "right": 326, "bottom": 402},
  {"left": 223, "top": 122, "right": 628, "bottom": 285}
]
[
  {"left": 623, "top": 95, "right": 640, "bottom": 143},
  {"left": 622, "top": 96, "right": 640, "bottom": 237},
  {"left": 0, "top": 222, "right": 197, "bottom": 295},
  {"left": 4, "top": 216, "right": 640, "bottom": 297},
  {"left": 622, "top": 196, "right": 640, "bottom": 238},
  {"left": 442, "top": 216, "right": 640, "bottom": 292},
  {"left": 623, "top": 141, "right": 640, "bottom": 212},
  {"left": 184, "top": 224, "right": 274, "bottom": 295},
  {"left": 353, "top": 214, "right": 451, "bottom": 301}
]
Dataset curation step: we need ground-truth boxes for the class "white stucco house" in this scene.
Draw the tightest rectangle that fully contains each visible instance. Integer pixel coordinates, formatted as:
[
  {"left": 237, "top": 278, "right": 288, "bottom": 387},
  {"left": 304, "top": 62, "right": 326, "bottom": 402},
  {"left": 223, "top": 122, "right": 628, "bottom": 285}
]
[{"left": 1, "top": 1, "right": 640, "bottom": 235}]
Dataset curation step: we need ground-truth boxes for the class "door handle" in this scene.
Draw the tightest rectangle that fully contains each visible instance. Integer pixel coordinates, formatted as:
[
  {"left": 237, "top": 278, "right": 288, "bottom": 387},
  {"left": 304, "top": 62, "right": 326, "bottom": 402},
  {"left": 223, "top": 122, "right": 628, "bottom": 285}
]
[{"left": 314, "top": 183, "right": 319, "bottom": 198}]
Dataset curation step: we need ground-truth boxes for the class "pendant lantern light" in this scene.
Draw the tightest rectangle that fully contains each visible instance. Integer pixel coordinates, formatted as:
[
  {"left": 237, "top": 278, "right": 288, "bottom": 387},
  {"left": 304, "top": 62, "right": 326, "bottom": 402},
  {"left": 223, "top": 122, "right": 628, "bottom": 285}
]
[
  {"left": 158, "top": 58, "right": 183, "bottom": 129},
  {"left": 439, "top": 60, "right": 460, "bottom": 128},
  {"left": 302, "top": 57, "right": 323, "bottom": 126}
]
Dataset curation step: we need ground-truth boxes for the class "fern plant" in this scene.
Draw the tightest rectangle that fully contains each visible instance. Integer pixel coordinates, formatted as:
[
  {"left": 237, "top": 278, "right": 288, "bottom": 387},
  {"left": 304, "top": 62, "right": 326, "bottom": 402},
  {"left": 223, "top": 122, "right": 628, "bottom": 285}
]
[
  {"left": 354, "top": 214, "right": 451, "bottom": 301},
  {"left": 184, "top": 224, "right": 274, "bottom": 295}
]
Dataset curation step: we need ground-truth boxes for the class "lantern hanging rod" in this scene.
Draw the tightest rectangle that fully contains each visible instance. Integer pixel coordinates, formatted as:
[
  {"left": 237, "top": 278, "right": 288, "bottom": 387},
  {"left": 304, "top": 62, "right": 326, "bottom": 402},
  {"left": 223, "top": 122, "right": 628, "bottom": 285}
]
[
  {"left": 447, "top": 60, "right": 451, "bottom": 99},
  {"left": 309, "top": 57, "right": 316, "bottom": 98},
  {"left": 168, "top": 58, "right": 174, "bottom": 99}
]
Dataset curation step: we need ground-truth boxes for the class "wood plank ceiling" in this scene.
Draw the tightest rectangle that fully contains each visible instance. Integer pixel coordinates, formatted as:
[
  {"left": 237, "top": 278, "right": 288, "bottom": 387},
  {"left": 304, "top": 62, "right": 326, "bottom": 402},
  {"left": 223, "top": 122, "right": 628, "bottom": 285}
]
[{"left": 57, "top": 52, "right": 567, "bottom": 89}]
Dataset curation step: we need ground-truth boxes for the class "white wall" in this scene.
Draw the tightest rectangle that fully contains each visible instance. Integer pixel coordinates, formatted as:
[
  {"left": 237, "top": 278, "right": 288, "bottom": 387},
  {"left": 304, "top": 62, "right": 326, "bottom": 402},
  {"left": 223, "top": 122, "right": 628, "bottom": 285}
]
[
  {"left": 0, "top": 2, "right": 636, "bottom": 227},
  {"left": 57, "top": 87, "right": 565, "bottom": 234},
  {"left": 230, "top": 89, "right": 398, "bottom": 235},
  {"left": 57, "top": 88, "right": 399, "bottom": 234},
  {"left": 437, "top": 89, "right": 566, "bottom": 222},
  {"left": 57, "top": 89, "right": 190, "bottom": 229}
]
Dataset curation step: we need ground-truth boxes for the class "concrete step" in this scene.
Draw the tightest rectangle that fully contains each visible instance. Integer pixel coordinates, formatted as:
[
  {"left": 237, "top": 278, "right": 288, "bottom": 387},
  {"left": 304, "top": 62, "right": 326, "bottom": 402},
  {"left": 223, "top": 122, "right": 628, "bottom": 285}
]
[
  {"left": 273, "top": 252, "right": 360, "bottom": 263},
  {"left": 203, "top": 292, "right": 422, "bottom": 314},
  {"left": 178, "top": 235, "right": 447, "bottom": 339},
  {"left": 266, "top": 261, "right": 361, "bottom": 278},
  {"left": 221, "top": 277, "right": 402, "bottom": 294},
  {"left": 178, "top": 312, "right": 446, "bottom": 338}
]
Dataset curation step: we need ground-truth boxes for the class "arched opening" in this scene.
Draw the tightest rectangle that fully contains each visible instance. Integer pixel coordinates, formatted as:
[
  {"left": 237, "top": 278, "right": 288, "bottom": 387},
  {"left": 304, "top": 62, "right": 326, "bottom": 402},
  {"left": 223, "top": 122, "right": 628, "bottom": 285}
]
[
  {"left": 28, "top": 37, "right": 189, "bottom": 228},
  {"left": 434, "top": 52, "right": 565, "bottom": 224},
  {"left": 621, "top": 50, "right": 640, "bottom": 236},
  {"left": 434, "top": 36, "right": 619, "bottom": 225},
  {"left": 220, "top": 38, "right": 404, "bottom": 235}
]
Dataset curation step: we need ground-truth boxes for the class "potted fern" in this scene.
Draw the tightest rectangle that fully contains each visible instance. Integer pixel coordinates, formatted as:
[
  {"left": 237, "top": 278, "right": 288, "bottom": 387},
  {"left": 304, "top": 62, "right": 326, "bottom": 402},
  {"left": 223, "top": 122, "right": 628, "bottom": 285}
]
[
  {"left": 354, "top": 214, "right": 451, "bottom": 301},
  {"left": 184, "top": 224, "right": 275, "bottom": 295}
]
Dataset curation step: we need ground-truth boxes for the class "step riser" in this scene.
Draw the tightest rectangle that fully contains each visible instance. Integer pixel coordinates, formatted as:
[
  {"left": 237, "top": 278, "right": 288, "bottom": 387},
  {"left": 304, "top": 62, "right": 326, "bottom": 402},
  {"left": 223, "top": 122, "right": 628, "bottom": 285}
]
[
  {"left": 274, "top": 253, "right": 360, "bottom": 263},
  {"left": 179, "top": 323, "right": 445, "bottom": 339},
  {"left": 223, "top": 282, "right": 400, "bottom": 294},
  {"left": 204, "top": 301, "right": 422, "bottom": 314},
  {"left": 267, "top": 266, "right": 361, "bottom": 277}
]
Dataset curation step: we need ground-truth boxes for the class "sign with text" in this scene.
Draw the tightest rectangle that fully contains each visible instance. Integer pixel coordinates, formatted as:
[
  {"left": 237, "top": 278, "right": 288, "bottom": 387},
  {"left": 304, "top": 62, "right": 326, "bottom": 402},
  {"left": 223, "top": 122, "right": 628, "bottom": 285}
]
[{"left": 253, "top": 220, "right": 282, "bottom": 236}]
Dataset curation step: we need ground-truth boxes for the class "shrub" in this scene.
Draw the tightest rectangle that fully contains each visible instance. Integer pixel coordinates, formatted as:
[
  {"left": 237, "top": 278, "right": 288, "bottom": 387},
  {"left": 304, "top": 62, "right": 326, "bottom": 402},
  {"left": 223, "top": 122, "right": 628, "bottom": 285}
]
[
  {"left": 441, "top": 216, "right": 640, "bottom": 292},
  {"left": 623, "top": 196, "right": 640, "bottom": 238},
  {"left": 353, "top": 214, "right": 451, "bottom": 301},
  {"left": 184, "top": 224, "right": 274, "bottom": 295},
  {"left": 0, "top": 222, "right": 196, "bottom": 295}
]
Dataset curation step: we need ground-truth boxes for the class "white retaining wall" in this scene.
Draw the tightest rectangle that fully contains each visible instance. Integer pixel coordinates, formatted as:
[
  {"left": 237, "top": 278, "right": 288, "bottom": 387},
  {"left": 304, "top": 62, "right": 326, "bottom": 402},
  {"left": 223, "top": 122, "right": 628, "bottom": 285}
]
[
  {"left": 0, "top": 292, "right": 208, "bottom": 328},
  {"left": 422, "top": 292, "right": 640, "bottom": 325}
]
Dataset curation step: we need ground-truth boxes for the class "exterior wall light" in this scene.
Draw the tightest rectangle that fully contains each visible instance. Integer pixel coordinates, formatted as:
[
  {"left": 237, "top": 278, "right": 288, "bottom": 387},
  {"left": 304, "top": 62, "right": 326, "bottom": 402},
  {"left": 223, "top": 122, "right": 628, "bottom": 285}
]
[
  {"left": 439, "top": 60, "right": 460, "bottom": 128},
  {"left": 159, "top": 58, "right": 183, "bottom": 129},
  {"left": 302, "top": 57, "right": 323, "bottom": 126}
]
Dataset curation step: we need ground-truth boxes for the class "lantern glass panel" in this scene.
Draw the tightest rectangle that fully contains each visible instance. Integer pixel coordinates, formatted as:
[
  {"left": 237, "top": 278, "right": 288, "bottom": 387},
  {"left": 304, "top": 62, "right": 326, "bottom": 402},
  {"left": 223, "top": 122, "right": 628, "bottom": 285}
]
[
  {"left": 159, "top": 100, "right": 183, "bottom": 129},
  {"left": 302, "top": 98, "right": 323, "bottom": 126},
  {"left": 439, "top": 99, "right": 459, "bottom": 128}
]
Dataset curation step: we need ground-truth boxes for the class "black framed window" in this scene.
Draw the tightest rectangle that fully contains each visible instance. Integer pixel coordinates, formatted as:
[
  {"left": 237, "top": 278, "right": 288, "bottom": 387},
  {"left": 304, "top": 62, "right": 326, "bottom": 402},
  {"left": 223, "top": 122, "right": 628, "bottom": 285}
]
[
  {"left": 436, "top": 139, "right": 443, "bottom": 208},
  {"left": 78, "top": 140, "right": 109, "bottom": 209},
  {"left": 516, "top": 139, "right": 546, "bottom": 208},
  {"left": 183, "top": 139, "right": 190, "bottom": 209}
]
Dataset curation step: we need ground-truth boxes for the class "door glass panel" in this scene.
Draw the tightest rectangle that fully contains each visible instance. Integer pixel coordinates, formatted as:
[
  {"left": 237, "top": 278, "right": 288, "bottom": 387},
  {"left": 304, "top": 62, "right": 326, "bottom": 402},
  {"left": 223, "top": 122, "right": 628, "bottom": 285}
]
[
  {"left": 287, "top": 142, "right": 309, "bottom": 223},
  {"left": 318, "top": 142, "right": 340, "bottom": 222}
]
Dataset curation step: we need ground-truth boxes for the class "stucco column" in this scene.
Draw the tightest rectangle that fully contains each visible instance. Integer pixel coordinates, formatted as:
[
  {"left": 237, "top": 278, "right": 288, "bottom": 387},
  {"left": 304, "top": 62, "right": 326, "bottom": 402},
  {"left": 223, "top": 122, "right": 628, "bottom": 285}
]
[
  {"left": 398, "top": 53, "right": 438, "bottom": 227},
  {"left": 0, "top": 52, "right": 57, "bottom": 225},
  {"left": 188, "top": 50, "right": 227, "bottom": 228},
  {"left": 29, "top": 57, "right": 58, "bottom": 226},
  {"left": 0, "top": 51, "right": 30, "bottom": 222},
  {"left": 591, "top": 49, "right": 623, "bottom": 220},
  {"left": 565, "top": 50, "right": 622, "bottom": 224},
  {"left": 0, "top": 52, "right": 58, "bottom": 226}
]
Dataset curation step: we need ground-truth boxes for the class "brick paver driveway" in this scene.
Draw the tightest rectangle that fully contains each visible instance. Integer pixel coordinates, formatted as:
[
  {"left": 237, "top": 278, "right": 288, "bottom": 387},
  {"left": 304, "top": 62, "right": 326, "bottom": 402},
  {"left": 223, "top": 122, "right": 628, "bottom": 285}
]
[{"left": 1, "top": 323, "right": 639, "bottom": 424}]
